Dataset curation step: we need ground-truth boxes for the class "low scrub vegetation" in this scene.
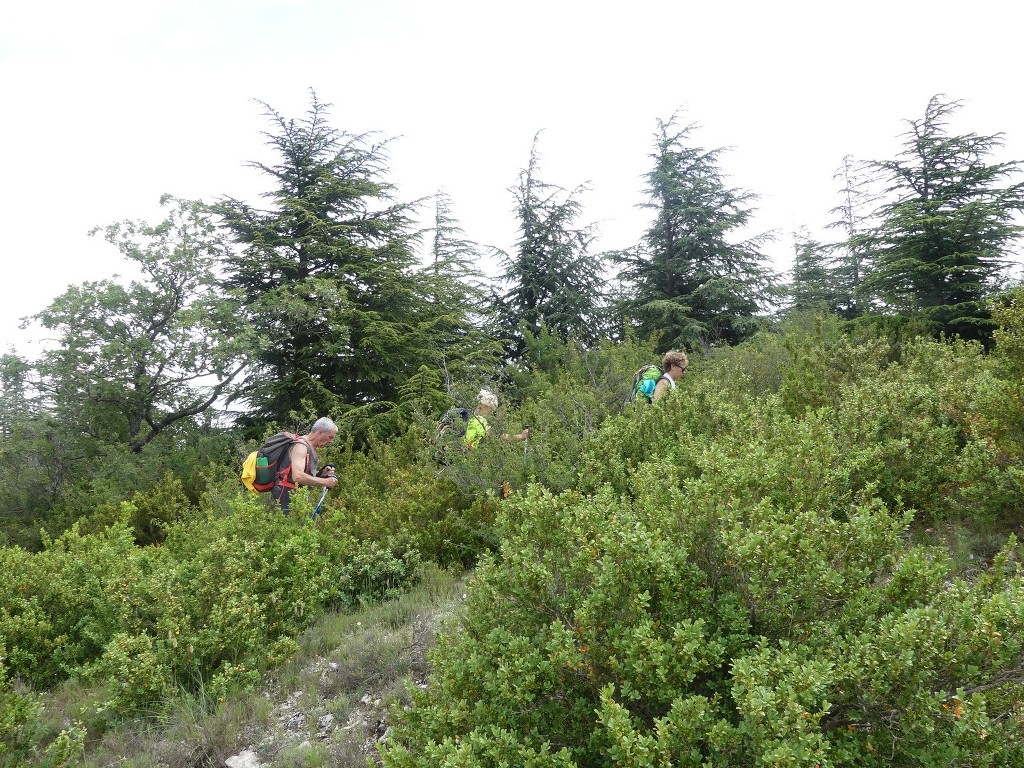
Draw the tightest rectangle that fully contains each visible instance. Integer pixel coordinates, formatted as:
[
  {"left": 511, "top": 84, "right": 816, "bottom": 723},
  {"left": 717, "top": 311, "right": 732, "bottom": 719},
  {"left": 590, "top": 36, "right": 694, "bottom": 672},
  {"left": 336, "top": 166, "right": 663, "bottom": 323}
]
[
  {"left": 3, "top": 300, "right": 1024, "bottom": 766},
  {"left": 383, "top": 307, "right": 1024, "bottom": 767}
]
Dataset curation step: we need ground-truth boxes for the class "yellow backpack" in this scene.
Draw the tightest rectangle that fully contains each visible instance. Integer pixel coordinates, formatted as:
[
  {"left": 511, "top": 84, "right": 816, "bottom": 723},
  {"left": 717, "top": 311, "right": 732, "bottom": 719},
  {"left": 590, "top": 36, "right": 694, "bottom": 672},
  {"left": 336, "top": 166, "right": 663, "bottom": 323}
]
[
  {"left": 240, "top": 432, "right": 300, "bottom": 494},
  {"left": 241, "top": 451, "right": 260, "bottom": 493}
]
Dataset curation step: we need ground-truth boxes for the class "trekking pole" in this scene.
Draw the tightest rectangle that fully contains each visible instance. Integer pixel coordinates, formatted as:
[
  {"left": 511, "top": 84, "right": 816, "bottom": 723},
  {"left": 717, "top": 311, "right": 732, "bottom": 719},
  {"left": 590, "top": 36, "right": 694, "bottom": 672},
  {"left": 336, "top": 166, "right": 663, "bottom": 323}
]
[
  {"left": 310, "top": 464, "right": 335, "bottom": 520},
  {"left": 310, "top": 487, "right": 329, "bottom": 520},
  {"left": 522, "top": 424, "right": 529, "bottom": 469}
]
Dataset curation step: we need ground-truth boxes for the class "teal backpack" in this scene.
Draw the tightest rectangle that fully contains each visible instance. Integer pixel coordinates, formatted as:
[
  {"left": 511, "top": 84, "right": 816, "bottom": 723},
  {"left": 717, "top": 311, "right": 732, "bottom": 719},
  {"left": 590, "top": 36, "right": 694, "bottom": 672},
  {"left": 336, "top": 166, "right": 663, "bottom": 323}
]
[{"left": 626, "top": 365, "right": 667, "bottom": 405}]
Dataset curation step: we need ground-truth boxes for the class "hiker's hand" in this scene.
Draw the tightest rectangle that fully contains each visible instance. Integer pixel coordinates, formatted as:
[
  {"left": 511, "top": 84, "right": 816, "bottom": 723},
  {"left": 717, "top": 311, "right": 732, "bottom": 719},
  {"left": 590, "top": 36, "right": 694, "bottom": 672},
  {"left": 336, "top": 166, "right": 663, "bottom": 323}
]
[
  {"left": 518, "top": 427, "right": 530, "bottom": 441},
  {"left": 323, "top": 475, "right": 338, "bottom": 489}
]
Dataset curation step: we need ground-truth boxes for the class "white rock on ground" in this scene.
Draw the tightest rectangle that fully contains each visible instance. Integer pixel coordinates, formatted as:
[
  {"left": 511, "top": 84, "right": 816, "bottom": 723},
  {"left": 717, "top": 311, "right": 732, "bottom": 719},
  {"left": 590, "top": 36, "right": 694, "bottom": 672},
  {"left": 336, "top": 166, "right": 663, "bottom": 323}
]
[{"left": 225, "top": 749, "right": 262, "bottom": 768}]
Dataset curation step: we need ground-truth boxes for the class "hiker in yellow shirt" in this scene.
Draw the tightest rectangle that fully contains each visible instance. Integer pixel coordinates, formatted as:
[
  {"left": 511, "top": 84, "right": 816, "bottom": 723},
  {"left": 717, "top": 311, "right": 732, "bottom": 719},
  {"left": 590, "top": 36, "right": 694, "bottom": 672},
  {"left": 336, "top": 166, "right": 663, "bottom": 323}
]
[{"left": 463, "top": 389, "right": 530, "bottom": 448}]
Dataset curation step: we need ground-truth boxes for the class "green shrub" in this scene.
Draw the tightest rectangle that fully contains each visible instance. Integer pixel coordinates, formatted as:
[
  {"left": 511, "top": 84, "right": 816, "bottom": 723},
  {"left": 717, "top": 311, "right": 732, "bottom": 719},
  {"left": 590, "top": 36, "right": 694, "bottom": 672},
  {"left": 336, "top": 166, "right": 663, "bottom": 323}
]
[
  {"left": 0, "top": 488, "right": 421, "bottom": 717},
  {"left": 576, "top": 330, "right": 1023, "bottom": 533},
  {"left": 80, "top": 632, "right": 172, "bottom": 713},
  {"left": 990, "top": 287, "right": 1024, "bottom": 380},
  {"left": 6, "top": 306, "right": 1024, "bottom": 763},
  {"left": 126, "top": 472, "right": 197, "bottom": 546},
  {"left": 512, "top": 337, "right": 661, "bottom": 493},
  {"left": 153, "top": 496, "right": 418, "bottom": 701},
  {"left": 693, "top": 311, "right": 896, "bottom": 413},
  {"left": 0, "top": 524, "right": 154, "bottom": 689},
  {"left": 385, "top": 476, "right": 1024, "bottom": 767},
  {"left": 0, "top": 656, "right": 42, "bottom": 766},
  {"left": 323, "top": 434, "right": 495, "bottom": 567}
]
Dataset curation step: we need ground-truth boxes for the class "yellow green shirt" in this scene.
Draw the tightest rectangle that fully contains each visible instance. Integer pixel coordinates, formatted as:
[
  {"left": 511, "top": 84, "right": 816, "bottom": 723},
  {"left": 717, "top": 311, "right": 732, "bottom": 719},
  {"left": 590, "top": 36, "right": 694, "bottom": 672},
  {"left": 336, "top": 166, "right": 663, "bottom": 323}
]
[{"left": 463, "top": 415, "right": 490, "bottom": 448}]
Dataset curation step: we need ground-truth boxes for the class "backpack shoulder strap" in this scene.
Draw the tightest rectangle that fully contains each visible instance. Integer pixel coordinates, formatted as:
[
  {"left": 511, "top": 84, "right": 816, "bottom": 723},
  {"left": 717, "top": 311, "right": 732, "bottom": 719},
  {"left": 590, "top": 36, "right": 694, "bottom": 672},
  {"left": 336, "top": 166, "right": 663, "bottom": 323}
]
[
  {"left": 276, "top": 434, "right": 315, "bottom": 489},
  {"left": 290, "top": 435, "right": 314, "bottom": 471}
]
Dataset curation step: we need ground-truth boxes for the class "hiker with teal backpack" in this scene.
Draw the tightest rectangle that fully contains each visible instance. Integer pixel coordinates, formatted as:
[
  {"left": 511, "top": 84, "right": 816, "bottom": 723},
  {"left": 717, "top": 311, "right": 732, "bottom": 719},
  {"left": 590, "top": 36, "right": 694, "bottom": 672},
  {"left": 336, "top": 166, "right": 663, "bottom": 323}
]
[{"left": 627, "top": 350, "right": 689, "bottom": 405}]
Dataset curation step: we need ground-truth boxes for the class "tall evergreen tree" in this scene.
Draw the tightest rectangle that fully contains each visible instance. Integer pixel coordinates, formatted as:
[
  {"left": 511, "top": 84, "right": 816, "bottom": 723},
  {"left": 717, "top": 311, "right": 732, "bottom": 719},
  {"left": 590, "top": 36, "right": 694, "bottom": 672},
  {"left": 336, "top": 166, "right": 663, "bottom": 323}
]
[
  {"left": 827, "top": 155, "right": 878, "bottom": 318},
  {"left": 0, "top": 354, "right": 36, "bottom": 438},
  {"left": 786, "top": 228, "right": 840, "bottom": 313},
  {"left": 617, "top": 113, "right": 779, "bottom": 351},
  {"left": 215, "top": 92, "right": 428, "bottom": 434},
  {"left": 860, "top": 95, "right": 1024, "bottom": 341},
  {"left": 497, "top": 134, "right": 605, "bottom": 363},
  {"left": 410, "top": 193, "right": 502, "bottom": 407}
]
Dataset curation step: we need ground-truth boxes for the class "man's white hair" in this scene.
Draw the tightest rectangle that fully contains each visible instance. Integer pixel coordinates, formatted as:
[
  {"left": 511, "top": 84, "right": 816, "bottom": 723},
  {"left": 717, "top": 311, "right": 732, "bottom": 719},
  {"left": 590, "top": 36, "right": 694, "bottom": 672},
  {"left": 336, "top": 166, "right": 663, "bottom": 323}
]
[
  {"left": 310, "top": 416, "right": 338, "bottom": 433},
  {"left": 477, "top": 389, "right": 499, "bottom": 408}
]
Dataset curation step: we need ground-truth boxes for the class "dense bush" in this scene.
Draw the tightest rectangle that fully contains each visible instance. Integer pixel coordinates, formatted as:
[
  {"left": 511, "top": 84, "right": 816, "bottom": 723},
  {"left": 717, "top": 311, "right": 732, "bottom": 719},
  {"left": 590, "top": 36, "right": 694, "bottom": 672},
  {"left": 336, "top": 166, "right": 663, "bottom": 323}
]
[
  {"left": 146, "top": 498, "right": 418, "bottom": 702},
  {"left": 5, "top": 311, "right": 1024, "bottom": 765},
  {"left": 0, "top": 421, "right": 236, "bottom": 551},
  {"left": 384, "top": 474, "right": 1024, "bottom": 767},
  {"left": 0, "top": 495, "right": 419, "bottom": 715},
  {"left": 320, "top": 432, "right": 498, "bottom": 567},
  {"left": 0, "top": 524, "right": 152, "bottom": 689},
  {"left": 384, "top": 321, "right": 1024, "bottom": 767},
  {"left": 510, "top": 336, "right": 662, "bottom": 493},
  {"left": 0, "top": 657, "right": 42, "bottom": 764}
]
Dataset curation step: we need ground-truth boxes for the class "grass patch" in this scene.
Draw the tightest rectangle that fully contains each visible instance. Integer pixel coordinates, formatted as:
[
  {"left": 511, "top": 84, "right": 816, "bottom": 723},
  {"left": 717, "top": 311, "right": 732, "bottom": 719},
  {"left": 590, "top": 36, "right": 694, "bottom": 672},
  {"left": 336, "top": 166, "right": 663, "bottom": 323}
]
[{"left": 12, "top": 562, "right": 465, "bottom": 768}]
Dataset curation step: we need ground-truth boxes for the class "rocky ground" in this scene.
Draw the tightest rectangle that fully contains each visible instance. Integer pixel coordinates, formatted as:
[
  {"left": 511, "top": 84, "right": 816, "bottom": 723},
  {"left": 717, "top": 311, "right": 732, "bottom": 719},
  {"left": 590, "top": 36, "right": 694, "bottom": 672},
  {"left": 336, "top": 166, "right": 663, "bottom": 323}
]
[{"left": 223, "top": 599, "right": 457, "bottom": 768}]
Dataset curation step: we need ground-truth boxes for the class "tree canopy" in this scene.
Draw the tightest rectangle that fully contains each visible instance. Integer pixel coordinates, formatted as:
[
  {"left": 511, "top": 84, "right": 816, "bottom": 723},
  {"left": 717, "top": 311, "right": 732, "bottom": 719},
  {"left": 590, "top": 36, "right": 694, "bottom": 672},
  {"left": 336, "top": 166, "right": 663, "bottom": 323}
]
[
  {"left": 860, "top": 96, "right": 1024, "bottom": 341},
  {"left": 617, "top": 113, "right": 780, "bottom": 351},
  {"left": 497, "top": 134, "right": 607, "bottom": 363},
  {"left": 30, "top": 196, "right": 249, "bottom": 454},
  {"left": 215, "top": 92, "right": 447, "bottom": 437}
]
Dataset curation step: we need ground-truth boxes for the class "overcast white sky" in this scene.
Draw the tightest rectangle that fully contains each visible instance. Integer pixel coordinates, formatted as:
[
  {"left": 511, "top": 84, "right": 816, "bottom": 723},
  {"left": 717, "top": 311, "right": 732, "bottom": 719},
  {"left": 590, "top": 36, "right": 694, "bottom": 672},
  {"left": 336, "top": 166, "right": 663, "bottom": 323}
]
[{"left": 2, "top": 0, "right": 1022, "bottom": 355}]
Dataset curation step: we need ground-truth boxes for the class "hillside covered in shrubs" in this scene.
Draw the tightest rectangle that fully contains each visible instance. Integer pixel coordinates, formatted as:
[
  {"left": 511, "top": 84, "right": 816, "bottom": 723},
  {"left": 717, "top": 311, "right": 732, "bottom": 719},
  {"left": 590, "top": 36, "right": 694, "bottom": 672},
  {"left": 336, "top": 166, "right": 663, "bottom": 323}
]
[
  {"left": 2, "top": 304, "right": 1024, "bottom": 766},
  {"left": 4, "top": 91, "right": 1024, "bottom": 766}
]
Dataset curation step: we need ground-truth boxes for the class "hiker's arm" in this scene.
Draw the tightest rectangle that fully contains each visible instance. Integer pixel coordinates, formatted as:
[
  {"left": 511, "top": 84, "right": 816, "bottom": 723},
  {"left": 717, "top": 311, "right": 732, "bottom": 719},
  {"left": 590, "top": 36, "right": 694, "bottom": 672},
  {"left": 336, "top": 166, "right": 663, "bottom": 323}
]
[
  {"left": 652, "top": 378, "right": 671, "bottom": 402},
  {"left": 502, "top": 427, "right": 530, "bottom": 442},
  {"left": 290, "top": 444, "right": 337, "bottom": 488}
]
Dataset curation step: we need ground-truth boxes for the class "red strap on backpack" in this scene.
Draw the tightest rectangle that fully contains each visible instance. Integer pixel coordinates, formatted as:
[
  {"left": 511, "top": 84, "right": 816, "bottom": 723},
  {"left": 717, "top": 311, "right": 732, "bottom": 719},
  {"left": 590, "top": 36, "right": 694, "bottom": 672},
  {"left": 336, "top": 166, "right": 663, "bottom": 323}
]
[{"left": 274, "top": 436, "right": 313, "bottom": 490}]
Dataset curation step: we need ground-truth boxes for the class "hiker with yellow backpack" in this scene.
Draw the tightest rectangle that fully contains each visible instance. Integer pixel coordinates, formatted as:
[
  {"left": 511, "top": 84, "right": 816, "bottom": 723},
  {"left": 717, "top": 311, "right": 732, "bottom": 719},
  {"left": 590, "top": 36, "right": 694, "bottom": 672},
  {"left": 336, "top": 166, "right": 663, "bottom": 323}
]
[{"left": 241, "top": 417, "right": 338, "bottom": 515}]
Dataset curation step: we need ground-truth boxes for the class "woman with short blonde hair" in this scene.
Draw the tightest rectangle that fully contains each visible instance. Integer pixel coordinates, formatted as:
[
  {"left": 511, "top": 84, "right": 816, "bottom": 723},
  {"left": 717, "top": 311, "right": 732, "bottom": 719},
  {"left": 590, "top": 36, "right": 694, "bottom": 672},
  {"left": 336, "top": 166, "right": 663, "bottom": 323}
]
[
  {"left": 654, "top": 350, "right": 688, "bottom": 401},
  {"left": 463, "top": 389, "right": 529, "bottom": 447}
]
